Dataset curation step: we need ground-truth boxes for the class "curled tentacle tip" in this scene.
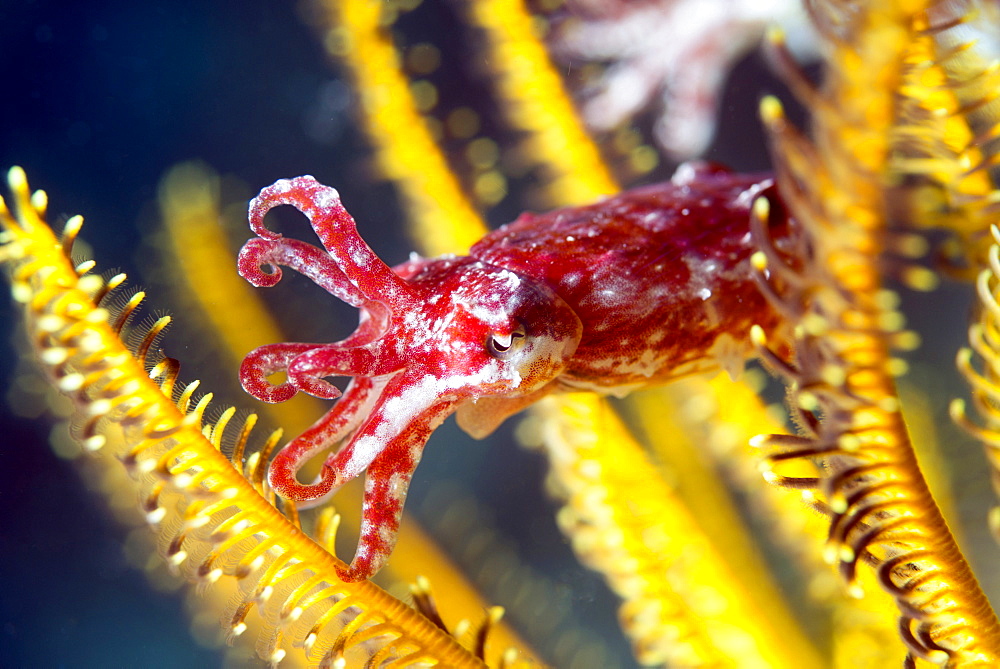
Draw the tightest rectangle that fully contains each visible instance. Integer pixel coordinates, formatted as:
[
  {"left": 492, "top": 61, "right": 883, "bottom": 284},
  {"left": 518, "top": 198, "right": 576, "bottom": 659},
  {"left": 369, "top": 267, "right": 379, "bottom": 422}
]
[
  {"left": 286, "top": 355, "right": 348, "bottom": 400},
  {"left": 269, "top": 448, "right": 343, "bottom": 505},
  {"left": 269, "top": 468, "right": 338, "bottom": 508},
  {"left": 245, "top": 381, "right": 297, "bottom": 404},
  {"left": 256, "top": 176, "right": 321, "bottom": 207},
  {"left": 288, "top": 378, "right": 342, "bottom": 401},
  {"left": 239, "top": 359, "right": 298, "bottom": 403},
  {"left": 237, "top": 238, "right": 284, "bottom": 287},
  {"left": 241, "top": 342, "right": 331, "bottom": 403}
]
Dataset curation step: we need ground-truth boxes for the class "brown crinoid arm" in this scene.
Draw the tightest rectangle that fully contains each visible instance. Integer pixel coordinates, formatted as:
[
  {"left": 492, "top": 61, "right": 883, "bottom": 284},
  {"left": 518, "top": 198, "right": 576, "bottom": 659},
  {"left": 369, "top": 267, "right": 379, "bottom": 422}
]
[{"left": 751, "top": 1, "right": 1000, "bottom": 665}]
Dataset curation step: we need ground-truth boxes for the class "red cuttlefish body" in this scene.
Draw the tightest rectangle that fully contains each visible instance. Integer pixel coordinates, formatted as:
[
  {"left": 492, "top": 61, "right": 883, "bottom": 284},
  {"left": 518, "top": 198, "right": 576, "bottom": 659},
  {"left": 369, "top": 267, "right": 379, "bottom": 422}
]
[{"left": 238, "top": 162, "right": 792, "bottom": 581}]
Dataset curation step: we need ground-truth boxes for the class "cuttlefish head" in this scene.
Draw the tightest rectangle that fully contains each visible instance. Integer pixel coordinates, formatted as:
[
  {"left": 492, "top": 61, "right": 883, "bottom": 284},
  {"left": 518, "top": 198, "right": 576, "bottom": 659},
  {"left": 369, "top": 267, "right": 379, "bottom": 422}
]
[{"left": 237, "top": 176, "right": 581, "bottom": 580}]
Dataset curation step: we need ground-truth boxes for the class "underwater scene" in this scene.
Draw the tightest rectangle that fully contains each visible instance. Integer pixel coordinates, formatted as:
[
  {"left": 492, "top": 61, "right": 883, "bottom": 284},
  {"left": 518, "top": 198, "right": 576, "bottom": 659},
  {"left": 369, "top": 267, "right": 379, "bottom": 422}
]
[{"left": 3, "top": 0, "right": 1000, "bottom": 667}]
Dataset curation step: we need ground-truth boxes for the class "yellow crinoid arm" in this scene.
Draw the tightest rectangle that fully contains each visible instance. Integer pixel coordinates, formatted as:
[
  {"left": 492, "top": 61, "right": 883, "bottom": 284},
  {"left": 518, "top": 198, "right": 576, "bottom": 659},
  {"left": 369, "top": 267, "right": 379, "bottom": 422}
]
[
  {"left": 526, "top": 392, "right": 824, "bottom": 669},
  {"left": 633, "top": 374, "right": 909, "bottom": 666},
  {"left": 316, "top": 0, "right": 487, "bottom": 256},
  {"left": 462, "top": 0, "right": 619, "bottom": 205},
  {"left": 879, "top": 11, "right": 1000, "bottom": 272},
  {"left": 0, "top": 166, "right": 487, "bottom": 668},
  {"left": 753, "top": 0, "right": 1000, "bottom": 663}
]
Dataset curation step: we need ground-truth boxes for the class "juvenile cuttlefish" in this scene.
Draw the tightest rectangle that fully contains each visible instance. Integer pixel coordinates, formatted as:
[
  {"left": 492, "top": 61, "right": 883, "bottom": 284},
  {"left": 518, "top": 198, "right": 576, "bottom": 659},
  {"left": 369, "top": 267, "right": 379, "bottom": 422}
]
[{"left": 238, "top": 162, "right": 792, "bottom": 581}]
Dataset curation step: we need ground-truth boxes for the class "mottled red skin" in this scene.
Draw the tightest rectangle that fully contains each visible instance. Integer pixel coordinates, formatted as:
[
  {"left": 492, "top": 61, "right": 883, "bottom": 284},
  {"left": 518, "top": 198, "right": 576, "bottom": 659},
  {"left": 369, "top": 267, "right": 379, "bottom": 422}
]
[
  {"left": 238, "top": 162, "right": 789, "bottom": 581},
  {"left": 474, "top": 162, "right": 785, "bottom": 392}
]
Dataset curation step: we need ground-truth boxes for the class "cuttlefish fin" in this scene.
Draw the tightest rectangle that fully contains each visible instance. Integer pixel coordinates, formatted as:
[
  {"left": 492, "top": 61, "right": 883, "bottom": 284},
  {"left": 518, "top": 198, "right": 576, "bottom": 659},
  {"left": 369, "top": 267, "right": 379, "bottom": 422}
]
[{"left": 455, "top": 383, "right": 557, "bottom": 439}]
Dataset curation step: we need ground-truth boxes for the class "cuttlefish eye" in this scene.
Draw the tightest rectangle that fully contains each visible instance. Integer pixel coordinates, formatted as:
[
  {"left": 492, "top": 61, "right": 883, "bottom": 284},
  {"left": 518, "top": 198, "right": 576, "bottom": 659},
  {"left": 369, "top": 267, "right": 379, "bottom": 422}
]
[{"left": 487, "top": 323, "right": 527, "bottom": 360}]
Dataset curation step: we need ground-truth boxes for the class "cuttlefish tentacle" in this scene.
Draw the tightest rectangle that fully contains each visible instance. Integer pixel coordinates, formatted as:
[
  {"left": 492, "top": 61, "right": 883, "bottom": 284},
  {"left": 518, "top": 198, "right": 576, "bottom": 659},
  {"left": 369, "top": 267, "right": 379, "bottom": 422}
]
[
  {"left": 267, "top": 377, "right": 381, "bottom": 503},
  {"left": 284, "top": 341, "right": 407, "bottom": 400},
  {"left": 240, "top": 342, "right": 325, "bottom": 403},
  {"left": 332, "top": 373, "right": 461, "bottom": 581},
  {"left": 239, "top": 236, "right": 373, "bottom": 309},
  {"left": 247, "top": 176, "right": 418, "bottom": 309},
  {"left": 269, "top": 366, "right": 461, "bottom": 582}
]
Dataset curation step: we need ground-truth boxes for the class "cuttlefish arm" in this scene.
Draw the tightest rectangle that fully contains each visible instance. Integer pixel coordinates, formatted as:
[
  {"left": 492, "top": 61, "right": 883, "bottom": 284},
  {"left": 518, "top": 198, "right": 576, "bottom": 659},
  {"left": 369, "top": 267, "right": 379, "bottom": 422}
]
[{"left": 237, "top": 176, "right": 582, "bottom": 581}]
